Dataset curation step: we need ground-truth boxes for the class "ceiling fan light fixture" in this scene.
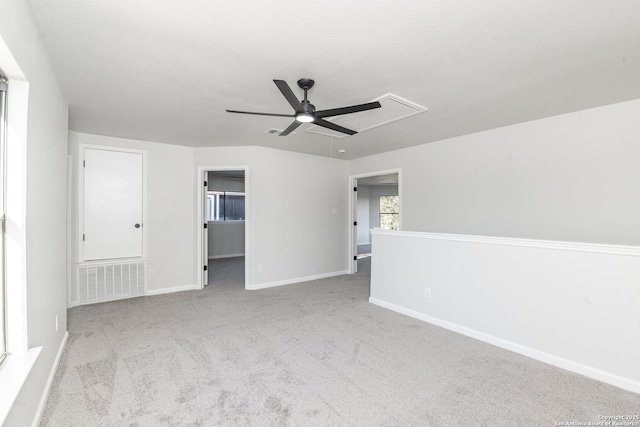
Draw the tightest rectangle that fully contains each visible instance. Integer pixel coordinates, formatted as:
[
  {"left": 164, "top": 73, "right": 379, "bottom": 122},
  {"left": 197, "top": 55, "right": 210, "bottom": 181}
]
[{"left": 295, "top": 113, "right": 314, "bottom": 123}]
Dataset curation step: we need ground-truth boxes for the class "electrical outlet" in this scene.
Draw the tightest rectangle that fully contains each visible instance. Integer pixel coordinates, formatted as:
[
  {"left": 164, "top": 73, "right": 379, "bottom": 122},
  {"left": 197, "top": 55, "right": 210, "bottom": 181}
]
[
  {"left": 331, "top": 207, "right": 337, "bottom": 214},
  {"left": 423, "top": 287, "right": 431, "bottom": 299},
  {"left": 258, "top": 264, "right": 263, "bottom": 272},
  {"left": 149, "top": 269, "right": 155, "bottom": 277},
  {"left": 55, "top": 314, "right": 59, "bottom": 332}
]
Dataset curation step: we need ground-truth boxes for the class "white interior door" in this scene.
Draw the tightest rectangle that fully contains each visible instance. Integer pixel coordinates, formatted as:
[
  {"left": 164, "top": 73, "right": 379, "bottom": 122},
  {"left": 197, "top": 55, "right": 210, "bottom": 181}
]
[
  {"left": 203, "top": 174, "right": 209, "bottom": 286},
  {"left": 84, "top": 148, "right": 143, "bottom": 261},
  {"left": 353, "top": 180, "right": 358, "bottom": 273}
]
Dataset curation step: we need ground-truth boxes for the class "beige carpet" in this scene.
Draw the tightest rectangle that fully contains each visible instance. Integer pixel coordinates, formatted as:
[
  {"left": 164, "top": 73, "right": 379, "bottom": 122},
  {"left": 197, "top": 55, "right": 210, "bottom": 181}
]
[{"left": 41, "top": 257, "right": 639, "bottom": 426}]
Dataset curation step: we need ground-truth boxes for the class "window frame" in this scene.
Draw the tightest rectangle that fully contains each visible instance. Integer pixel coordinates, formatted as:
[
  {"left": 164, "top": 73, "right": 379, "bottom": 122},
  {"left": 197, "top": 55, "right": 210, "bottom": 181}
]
[
  {"left": 1, "top": 75, "right": 8, "bottom": 364},
  {"left": 379, "top": 194, "right": 399, "bottom": 231},
  {"left": 207, "top": 190, "right": 245, "bottom": 222}
]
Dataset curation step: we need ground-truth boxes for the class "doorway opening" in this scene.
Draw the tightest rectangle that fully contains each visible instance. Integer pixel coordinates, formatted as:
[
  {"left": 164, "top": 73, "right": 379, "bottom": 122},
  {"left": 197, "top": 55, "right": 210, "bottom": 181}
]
[
  {"left": 348, "top": 169, "right": 401, "bottom": 274},
  {"left": 197, "top": 167, "right": 249, "bottom": 289}
]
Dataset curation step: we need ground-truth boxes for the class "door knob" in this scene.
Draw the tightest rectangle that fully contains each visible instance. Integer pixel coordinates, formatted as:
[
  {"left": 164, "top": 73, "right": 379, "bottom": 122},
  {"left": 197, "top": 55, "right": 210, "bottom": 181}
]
[{"left": 135, "top": 223, "right": 141, "bottom": 228}]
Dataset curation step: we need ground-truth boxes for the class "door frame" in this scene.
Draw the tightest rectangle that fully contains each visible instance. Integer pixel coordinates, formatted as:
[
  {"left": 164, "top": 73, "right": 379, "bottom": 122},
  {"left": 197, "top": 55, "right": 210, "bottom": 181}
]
[
  {"left": 347, "top": 168, "right": 402, "bottom": 274},
  {"left": 196, "top": 165, "right": 249, "bottom": 289},
  {"left": 77, "top": 144, "right": 148, "bottom": 262}
]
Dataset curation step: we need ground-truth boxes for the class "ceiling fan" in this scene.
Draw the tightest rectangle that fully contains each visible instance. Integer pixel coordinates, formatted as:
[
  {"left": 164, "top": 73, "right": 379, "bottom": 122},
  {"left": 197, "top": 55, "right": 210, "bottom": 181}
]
[{"left": 226, "top": 79, "right": 382, "bottom": 136}]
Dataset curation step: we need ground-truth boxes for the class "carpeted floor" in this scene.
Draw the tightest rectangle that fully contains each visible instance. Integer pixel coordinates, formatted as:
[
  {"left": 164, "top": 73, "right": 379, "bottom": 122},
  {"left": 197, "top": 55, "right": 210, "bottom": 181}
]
[
  {"left": 41, "top": 257, "right": 639, "bottom": 426},
  {"left": 207, "top": 256, "right": 245, "bottom": 286}
]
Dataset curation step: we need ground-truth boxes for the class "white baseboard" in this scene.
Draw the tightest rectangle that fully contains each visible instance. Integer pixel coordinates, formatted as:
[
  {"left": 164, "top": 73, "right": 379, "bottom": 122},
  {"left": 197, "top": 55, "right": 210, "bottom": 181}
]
[
  {"left": 208, "top": 253, "right": 245, "bottom": 260},
  {"left": 31, "top": 331, "right": 69, "bottom": 427},
  {"left": 146, "top": 284, "right": 200, "bottom": 296},
  {"left": 369, "top": 297, "right": 640, "bottom": 394},
  {"left": 247, "top": 270, "right": 349, "bottom": 290}
]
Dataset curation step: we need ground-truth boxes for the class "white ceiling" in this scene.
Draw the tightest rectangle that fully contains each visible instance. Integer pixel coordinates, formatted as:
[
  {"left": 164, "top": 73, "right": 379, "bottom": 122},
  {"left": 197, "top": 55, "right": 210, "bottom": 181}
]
[{"left": 25, "top": 0, "right": 640, "bottom": 160}]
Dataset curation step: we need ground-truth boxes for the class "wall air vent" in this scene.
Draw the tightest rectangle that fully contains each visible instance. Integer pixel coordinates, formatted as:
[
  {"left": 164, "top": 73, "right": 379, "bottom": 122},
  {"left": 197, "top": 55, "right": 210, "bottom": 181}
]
[
  {"left": 265, "top": 128, "right": 297, "bottom": 136},
  {"left": 78, "top": 260, "right": 146, "bottom": 305},
  {"left": 305, "top": 93, "right": 428, "bottom": 138}
]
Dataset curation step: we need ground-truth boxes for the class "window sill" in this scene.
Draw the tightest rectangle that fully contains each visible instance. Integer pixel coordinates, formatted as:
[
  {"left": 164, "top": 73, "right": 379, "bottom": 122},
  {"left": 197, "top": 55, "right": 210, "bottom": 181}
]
[{"left": 0, "top": 347, "right": 42, "bottom": 426}]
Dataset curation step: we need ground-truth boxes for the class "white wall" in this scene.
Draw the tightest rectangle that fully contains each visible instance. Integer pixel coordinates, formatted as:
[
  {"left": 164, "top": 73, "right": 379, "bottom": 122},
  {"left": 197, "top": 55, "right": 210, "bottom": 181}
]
[
  {"left": 370, "top": 230, "right": 640, "bottom": 393},
  {"left": 194, "top": 146, "right": 349, "bottom": 288},
  {"left": 68, "top": 139, "right": 348, "bottom": 294},
  {"left": 68, "top": 131, "right": 197, "bottom": 295},
  {"left": 356, "top": 185, "right": 370, "bottom": 244},
  {"left": 208, "top": 222, "right": 245, "bottom": 258},
  {"left": 0, "top": 0, "right": 69, "bottom": 424},
  {"left": 350, "top": 99, "right": 640, "bottom": 246}
]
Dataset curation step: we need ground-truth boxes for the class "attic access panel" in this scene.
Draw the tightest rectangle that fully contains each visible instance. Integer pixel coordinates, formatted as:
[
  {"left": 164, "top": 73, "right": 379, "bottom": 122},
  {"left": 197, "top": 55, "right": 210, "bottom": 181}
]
[{"left": 305, "top": 93, "right": 428, "bottom": 138}]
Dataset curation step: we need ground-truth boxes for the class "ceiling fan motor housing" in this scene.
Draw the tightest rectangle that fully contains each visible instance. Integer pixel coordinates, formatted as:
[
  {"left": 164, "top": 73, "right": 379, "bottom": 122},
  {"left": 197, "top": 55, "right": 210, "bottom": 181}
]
[{"left": 297, "top": 78, "right": 315, "bottom": 90}]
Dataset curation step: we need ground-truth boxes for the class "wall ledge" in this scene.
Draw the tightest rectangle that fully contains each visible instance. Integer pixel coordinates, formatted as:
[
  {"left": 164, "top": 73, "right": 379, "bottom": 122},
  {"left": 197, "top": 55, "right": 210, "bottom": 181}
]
[
  {"left": 370, "top": 229, "right": 640, "bottom": 257},
  {"left": 0, "top": 347, "right": 42, "bottom": 426}
]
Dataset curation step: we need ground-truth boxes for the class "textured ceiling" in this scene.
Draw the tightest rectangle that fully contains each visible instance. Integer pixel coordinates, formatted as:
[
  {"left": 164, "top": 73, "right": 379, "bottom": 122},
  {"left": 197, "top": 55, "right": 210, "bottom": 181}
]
[{"left": 25, "top": 0, "right": 640, "bottom": 159}]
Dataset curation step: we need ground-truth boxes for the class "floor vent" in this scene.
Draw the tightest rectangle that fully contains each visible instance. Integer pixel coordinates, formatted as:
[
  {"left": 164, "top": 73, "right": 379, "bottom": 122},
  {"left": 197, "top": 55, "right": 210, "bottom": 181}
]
[{"left": 78, "top": 260, "right": 145, "bottom": 305}]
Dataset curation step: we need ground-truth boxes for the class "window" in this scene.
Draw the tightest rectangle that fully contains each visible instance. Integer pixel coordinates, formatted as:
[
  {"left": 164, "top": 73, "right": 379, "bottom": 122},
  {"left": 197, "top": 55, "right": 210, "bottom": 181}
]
[
  {"left": 379, "top": 195, "right": 399, "bottom": 230},
  {"left": 1, "top": 75, "right": 7, "bottom": 364},
  {"left": 207, "top": 191, "right": 245, "bottom": 221}
]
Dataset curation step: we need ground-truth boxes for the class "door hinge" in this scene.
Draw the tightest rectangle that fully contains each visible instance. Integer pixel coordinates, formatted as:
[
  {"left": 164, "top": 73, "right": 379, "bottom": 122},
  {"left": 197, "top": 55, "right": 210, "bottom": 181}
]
[
  {"left": 354, "top": 221, "right": 357, "bottom": 226},
  {"left": 1, "top": 214, "right": 5, "bottom": 233},
  {"left": 83, "top": 160, "right": 86, "bottom": 167},
  {"left": 204, "top": 180, "right": 207, "bottom": 187},
  {"left": 204, "top": 265, "right": 208, "bottom": 271},
  {"left": 83, "top": 234, "right": 85, "bottom": 241},
  {"left": 353, "top": 187, "right": 357, "bottom": 192},
  {"left": 353, "top": 255, "right": 357, "bottom": 261},
  {"left": 204, "top": 223, "right": 208, "bottom": 229}
]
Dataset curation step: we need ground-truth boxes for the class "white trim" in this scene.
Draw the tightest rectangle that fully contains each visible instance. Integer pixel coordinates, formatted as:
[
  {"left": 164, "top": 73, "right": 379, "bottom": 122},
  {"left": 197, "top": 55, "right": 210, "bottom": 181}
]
[
  {"left": 208, "top": 253, "right": 245, "bottom": 260},
  {"left": 348, "top": 168, "right": 402, "bottom": 274},
  {"left": 196, "top": 166, "right": 250, "bottom": 290},
  {"left": 370, "top": 229, "right": 640, "bottom": 257},
  {"left": 31, "top": 332, "right": 68, "bottom": 427},
  {"left": 0, "top": 347, "right": 42, "bottom": 426},
  {"left": 146, "top": 284, "right": 200, "bottom": 296},
  {"left": 305, "top": 93, "right": 428, "bottom": 138},
  {"left": 66, "top": 156, "right": 75, "bottom": 307},
  {"left": 369, "top": 297, "right": 640, "bottom": 394},
  {"left": 247, "top": 270, "right": 349, "bottom": 290},
  {"left": 76, "top": 257, "right": 148, "bottom": 267}
]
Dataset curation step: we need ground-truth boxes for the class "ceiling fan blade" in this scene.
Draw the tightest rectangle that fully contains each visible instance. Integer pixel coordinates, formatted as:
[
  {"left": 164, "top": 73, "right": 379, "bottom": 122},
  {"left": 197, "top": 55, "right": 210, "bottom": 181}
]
[
  {"left": 273, "top": 80, "right": 303, "bottom": 112},
  {"left": 313, "top": 118, "right": 357, "bottom": 135},
  {"left": 315, "top": 101, "right": 382, "bottom": 118},
  {"left": 279, "top": 120, "right": 302, "bottom": 136},
  {"left": 226, "top": 109, "right": 294, "bottom": 118}
]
